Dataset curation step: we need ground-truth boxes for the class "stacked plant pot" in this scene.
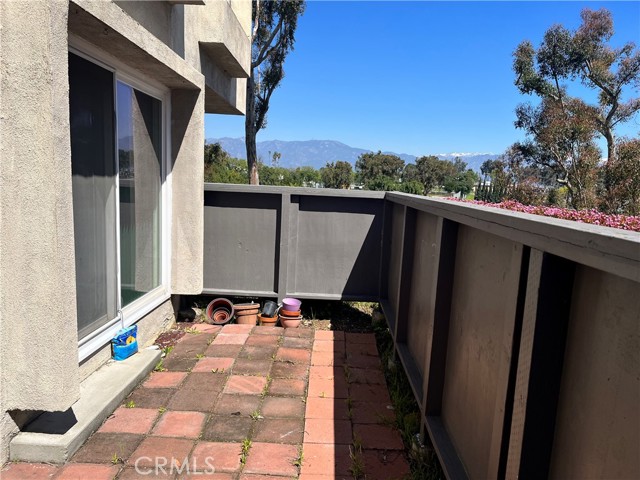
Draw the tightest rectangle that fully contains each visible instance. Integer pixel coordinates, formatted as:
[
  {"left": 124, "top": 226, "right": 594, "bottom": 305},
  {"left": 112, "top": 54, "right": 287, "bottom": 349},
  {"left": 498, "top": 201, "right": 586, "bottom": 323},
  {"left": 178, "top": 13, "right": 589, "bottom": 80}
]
[
  {"left": 234, "top": 302, "right": 259, "bottom": 325},
  {"left": 205, "top": 298, "right": 234, "bottom": 325},
  {"left": 279, "top": 297, "right": 302, "bottom": 328}
]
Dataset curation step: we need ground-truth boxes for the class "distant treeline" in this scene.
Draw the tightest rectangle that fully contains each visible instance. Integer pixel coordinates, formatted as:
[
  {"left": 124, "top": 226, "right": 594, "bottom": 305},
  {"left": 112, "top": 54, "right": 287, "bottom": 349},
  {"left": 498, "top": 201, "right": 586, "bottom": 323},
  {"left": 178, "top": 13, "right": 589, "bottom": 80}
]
[{"left": 204, "top": 143, "right": 479, "bottom": 196}]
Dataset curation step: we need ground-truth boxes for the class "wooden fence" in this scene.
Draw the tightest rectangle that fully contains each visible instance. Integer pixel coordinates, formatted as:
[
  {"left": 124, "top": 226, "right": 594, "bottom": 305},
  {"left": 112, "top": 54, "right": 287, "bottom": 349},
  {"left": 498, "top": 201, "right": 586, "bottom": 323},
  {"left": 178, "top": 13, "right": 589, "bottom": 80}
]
[{"left": 203, "top": 184, "right": 640, "bottom": 479}]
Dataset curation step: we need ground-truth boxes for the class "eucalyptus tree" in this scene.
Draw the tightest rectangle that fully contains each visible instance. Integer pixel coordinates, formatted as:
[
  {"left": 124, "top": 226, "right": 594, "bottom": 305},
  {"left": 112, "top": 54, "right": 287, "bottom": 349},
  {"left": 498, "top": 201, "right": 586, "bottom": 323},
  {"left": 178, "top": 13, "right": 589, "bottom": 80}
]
[
  {"left": 513, "top": 8, "right": 639, "bottom": 166},
  {"left": 245, "top": 0, "right": 305, "bottom": 184}
]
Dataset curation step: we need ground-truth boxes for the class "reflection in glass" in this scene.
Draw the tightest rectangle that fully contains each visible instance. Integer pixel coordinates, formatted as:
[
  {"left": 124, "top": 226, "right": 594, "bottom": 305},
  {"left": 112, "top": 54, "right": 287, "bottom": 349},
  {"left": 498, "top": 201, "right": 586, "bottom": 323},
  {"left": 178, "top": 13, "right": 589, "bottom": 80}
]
[{"left": 117, "top": 82, "right": 162, "bottom": 306}]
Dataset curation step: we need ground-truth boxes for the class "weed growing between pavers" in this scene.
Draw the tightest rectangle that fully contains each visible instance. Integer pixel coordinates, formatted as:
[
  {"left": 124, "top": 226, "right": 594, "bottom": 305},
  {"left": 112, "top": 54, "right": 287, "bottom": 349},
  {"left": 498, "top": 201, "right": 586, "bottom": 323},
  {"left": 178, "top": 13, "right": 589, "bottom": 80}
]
[
  {"left": 374, "top": 321, "right": 445, "bottom": 480},
  {"left": 153, "top": 358, "right": 167, "bottom": 372},
  {"left": 240, "top": 438, "right": 252, "bottom": 465},
  {"left": 349, "top": 434, "right": 366, "bottom": 479},
  {"left": 293, "top": 445, "right": 304, "bottom": 470}
]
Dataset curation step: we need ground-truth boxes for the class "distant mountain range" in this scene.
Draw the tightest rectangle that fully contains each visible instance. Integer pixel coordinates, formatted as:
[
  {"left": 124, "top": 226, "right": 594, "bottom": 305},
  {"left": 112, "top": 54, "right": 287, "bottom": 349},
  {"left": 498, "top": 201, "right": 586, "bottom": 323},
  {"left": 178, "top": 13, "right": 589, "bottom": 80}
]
[{"left": 207, "top": 137, "right": 500, "bottom": 172}]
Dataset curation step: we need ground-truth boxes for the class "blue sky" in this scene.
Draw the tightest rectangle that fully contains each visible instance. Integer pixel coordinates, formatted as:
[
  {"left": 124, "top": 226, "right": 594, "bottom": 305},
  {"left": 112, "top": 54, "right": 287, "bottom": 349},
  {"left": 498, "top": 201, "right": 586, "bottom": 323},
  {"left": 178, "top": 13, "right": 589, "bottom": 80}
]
[{"left": 206, "top": 1, "right": 640, "bottom": 157}]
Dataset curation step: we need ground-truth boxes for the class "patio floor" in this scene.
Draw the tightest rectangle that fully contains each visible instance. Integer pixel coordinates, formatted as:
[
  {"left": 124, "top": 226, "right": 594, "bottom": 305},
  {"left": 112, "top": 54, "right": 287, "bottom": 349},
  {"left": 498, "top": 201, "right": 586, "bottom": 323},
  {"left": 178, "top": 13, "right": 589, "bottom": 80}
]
[{"left": 2, "top": 323, "right": 410, "bottom": 479}]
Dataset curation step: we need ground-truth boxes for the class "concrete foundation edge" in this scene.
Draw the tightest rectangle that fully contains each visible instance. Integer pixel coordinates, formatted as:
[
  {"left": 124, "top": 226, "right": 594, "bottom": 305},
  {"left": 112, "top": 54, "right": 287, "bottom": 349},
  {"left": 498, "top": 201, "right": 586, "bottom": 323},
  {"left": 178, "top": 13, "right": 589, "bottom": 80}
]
[{"left": 9, "top": 347, "right": 162, "bottom": 464}]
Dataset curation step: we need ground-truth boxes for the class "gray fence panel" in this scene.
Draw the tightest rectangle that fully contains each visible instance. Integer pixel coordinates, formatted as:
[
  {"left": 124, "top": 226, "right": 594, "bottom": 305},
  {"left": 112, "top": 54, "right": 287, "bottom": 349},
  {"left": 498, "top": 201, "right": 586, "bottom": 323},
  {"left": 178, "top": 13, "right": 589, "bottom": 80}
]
[
  {"left": 203, "top": 190, "right": 281, "bottom": 296},
  {"left": 203, "top": 184, "right": 385, "bottom": 300},
  {"left": 288, "top": 195, "right": 384, "bottom": 299}
]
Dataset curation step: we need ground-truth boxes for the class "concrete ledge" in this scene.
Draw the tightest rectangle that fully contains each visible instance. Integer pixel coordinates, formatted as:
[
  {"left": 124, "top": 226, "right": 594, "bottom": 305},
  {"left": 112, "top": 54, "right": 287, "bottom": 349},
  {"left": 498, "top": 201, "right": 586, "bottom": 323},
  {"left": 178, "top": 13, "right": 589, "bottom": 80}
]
[{"left": 9, "top": 348, "right": 161, "bottom": 464}]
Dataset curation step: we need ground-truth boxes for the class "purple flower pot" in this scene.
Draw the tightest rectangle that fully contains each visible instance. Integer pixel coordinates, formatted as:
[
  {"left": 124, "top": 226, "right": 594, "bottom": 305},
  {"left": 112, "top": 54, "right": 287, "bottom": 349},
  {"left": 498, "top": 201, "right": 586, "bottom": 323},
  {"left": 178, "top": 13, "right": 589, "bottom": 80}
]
[{"left": 282, "top": 297, "right": 301, "bottom": 311}]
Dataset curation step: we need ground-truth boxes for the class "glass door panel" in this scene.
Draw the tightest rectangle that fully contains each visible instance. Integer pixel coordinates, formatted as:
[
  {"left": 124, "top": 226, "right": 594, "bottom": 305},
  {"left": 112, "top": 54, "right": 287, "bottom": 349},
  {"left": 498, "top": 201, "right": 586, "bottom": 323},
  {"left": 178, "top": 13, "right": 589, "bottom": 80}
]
[
  {"left": 69, "top": 53, "right": 118, "bottom": 339},
  {"left": 117, "top": 82, "right": 162, "bottom": 307}
]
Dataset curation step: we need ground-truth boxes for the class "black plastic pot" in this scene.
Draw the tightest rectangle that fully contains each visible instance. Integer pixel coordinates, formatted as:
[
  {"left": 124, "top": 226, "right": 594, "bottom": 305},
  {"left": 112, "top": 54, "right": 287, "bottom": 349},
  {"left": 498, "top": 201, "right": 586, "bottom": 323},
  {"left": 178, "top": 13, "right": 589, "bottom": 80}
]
[{"left": 262, "top": 300, "right": 278, "bottom": 318}]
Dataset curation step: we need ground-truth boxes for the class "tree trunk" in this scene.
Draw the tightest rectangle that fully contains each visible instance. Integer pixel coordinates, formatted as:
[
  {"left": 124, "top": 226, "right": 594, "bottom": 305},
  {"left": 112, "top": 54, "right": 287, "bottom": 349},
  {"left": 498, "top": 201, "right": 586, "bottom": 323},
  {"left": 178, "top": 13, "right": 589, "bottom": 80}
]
[
  {"left": 604, "top": 128, "right": 616, "bottom": 164},
  {"left": 245, "top": 76, "right": 260, "bottom": 185}
]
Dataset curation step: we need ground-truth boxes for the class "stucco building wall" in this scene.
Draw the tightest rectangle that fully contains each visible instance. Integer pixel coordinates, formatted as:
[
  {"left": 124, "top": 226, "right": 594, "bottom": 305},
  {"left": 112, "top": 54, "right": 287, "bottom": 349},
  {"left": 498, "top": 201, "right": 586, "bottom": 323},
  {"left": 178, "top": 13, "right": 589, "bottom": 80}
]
[{"left": 0, "top": 0, "right": 250, "bottom": 465}]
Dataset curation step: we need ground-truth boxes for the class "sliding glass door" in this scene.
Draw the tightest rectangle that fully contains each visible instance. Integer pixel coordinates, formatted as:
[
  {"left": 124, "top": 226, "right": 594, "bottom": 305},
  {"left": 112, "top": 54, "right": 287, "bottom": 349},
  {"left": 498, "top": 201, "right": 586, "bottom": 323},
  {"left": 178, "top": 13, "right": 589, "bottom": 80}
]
[{"left": 69, "top": 52, "right": 164, "bottom": 343}]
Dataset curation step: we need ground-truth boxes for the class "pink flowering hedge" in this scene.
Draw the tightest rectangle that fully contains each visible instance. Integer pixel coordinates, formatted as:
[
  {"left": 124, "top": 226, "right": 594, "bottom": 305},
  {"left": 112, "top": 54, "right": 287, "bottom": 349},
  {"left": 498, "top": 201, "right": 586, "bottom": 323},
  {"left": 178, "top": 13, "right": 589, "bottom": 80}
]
[{"left": 449, "top": 199, "right": 640, "bottom": 232}]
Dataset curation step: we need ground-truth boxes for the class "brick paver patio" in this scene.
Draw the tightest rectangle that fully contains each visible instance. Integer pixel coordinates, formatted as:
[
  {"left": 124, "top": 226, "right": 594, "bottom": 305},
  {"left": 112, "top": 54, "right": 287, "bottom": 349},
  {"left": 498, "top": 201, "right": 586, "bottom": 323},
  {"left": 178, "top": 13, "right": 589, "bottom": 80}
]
[{"left": 2, "top": 324, "right": 410, "bottom": 479}]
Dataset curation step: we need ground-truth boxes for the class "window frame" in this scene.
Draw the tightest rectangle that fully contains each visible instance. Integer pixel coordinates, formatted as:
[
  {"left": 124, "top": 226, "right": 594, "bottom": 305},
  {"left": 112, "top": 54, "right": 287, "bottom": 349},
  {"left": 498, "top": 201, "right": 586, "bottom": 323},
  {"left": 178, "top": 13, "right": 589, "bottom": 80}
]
[{"left": 69, "top": 36, "right": 173, "bottom": 363}]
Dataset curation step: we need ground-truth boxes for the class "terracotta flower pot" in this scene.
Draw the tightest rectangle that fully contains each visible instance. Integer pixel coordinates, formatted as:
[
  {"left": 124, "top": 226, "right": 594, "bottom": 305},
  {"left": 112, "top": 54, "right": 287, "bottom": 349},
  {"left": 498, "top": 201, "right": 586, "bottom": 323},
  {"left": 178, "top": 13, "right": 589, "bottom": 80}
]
[
  {"left": 279, "top": 308, "right": 301, "bottom": 317},
  {"left": 234, "top": 302, "right": 259, "bottom": 312},
  {"left": 236, "top": 313, "right": 258, "bottom": 325},
  {"left": 206, "top": 298, "right": 234, "bottom": 325},
  {"left": 279, "top": 314, "right": 302, "bottom": 328},
  {"left": 234, "top": 302, "right": 259, "bottom": 325},
  {"left": 258, "top": 314, "right": 278, "bottom": 327}
]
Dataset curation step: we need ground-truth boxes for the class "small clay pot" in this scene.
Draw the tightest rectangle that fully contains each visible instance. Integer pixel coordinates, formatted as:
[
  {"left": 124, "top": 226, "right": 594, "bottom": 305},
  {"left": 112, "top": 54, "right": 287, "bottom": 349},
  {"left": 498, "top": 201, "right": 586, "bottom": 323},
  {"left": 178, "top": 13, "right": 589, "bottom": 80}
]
[
  {"left": 279, "top": 314, "right": 302, "bottom": 328},
  {"left": 258, "top": 314, "right": 278, "bottom": 327},
  {"left": 279, "top": 308, "right": 301, "bottom": 317}
]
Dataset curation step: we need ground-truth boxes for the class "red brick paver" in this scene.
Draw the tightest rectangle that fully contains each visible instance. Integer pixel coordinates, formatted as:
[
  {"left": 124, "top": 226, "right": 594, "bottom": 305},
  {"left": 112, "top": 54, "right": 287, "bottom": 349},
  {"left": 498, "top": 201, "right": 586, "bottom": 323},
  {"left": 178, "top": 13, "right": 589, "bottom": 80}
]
[
  {"left": 353, "top": 424, "right": 404, "bottom": 450},
  {"left": 144, "top": 371, "right": 187, "bottom": 388},
  {"left": 0, "top": 462, "right": 58, "bottom": 480},
  {"left": 307, "top": 376, "right": 349, "bottom": 399},
  {"left": 304, "top": 419, "right": 352, "bottom": 445},
  {"left": 268, "top": 378, "right": 306, "bottom": 396},
  {"left": 212, "top": 333, "right": 249, "bottom": 345},
  {"left": 190, "top": 442, "right": 243, "bottom": 473},
  {"left": 127, "top": 437, "right": 194, "bottom": 468},
  {"left": 275, "top": 347, "right": 311, "bottom": 364},
  {"left": 56, "top": 463, "right": 119, "bottom": 480},
  {"left": 192, "top": 357, "right": 235, "bottom": 373},
  {"left": 362, "top": 449, "right": 411, "bottom": 480},
  {"left": 311, "top": 350, "right": 344, "bottom": 366},
  {"left": 314, "top": 330, "right": 345, "bottom": 341},
  {"left": 300, "top": 443, "right": 352, "bottom": 477},
  {"left": 98, "top": 407, "right": 158, "bottom": 435},
  {"left": 242, "top": 443, "right": 299, "bottom": 477},
  {"left": 15, "top": 324, "right": 410, "bottom": 480},
  {"left": 152, "top": 411, "right": 206, "bottom": 438},
  {"left": 305, "top": 397, "right": 350, "bottom": 420},
  {"left": 224, "top": 375, "right": 267, "bottom": 394}
]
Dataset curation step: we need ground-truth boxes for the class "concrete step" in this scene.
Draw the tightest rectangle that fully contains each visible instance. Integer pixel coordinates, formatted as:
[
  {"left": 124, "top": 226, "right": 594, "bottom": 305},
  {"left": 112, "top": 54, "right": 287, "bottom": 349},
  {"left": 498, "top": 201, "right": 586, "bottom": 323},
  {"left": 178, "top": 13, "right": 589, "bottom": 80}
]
[{"left": 10, "top": 347, "right": 161, "bottom": 464}]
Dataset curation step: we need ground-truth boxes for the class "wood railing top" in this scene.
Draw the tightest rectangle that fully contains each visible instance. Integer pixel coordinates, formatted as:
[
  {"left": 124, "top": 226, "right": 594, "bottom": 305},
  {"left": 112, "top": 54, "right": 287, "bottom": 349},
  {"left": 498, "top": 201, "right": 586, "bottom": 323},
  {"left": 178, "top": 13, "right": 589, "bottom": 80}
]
[{"left": 386, "top": 192, "right": 640, "bottom": 282}]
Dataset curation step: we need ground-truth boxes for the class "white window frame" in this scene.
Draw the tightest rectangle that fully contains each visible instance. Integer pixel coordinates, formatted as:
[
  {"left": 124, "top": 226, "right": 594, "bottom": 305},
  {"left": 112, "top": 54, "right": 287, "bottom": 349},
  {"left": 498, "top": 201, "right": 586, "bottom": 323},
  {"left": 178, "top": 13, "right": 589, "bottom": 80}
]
[{"left": 70, "top": 36, "right": 173, "bottom": 362}]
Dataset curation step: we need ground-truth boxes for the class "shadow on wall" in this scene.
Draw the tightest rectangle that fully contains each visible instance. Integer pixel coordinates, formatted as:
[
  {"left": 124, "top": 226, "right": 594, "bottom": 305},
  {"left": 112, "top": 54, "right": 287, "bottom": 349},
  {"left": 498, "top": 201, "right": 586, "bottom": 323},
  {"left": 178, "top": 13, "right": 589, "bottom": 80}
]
[{"left": 292, "top": 195, "right": 384, "bottom": 299}]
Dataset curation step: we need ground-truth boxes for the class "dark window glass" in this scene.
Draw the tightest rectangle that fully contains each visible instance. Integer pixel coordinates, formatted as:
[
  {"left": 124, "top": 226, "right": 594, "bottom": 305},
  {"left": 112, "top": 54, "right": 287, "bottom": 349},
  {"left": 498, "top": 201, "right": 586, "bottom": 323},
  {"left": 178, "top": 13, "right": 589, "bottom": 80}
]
[{"left": 69, "top": 53, "right": 118, "bottom": 339}]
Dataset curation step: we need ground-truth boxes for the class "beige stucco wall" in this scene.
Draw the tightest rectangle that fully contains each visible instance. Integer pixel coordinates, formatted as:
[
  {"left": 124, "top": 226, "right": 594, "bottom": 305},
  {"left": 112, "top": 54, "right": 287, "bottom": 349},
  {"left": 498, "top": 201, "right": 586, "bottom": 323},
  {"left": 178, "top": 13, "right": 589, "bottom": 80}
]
[
  {"left": 0, "top": 1, "right": 80, "bottom": 464},
  {"left": 171, "top": 89, "right": 205, "bottom": 294},
  {"left": 113, "top": 1, "right": 173, "bottom": 48},
  {"left": 183, "top": 1, "right": 250, "bottom": 114},
  {"left": 0, "top": 0, "right": 250, "bottom": 466},
  {"left": 0, "top": 1, "right": 80, "bottom": 411},
  {"left": 230, "top": 0, "right": 252, "bottom": 37}
]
